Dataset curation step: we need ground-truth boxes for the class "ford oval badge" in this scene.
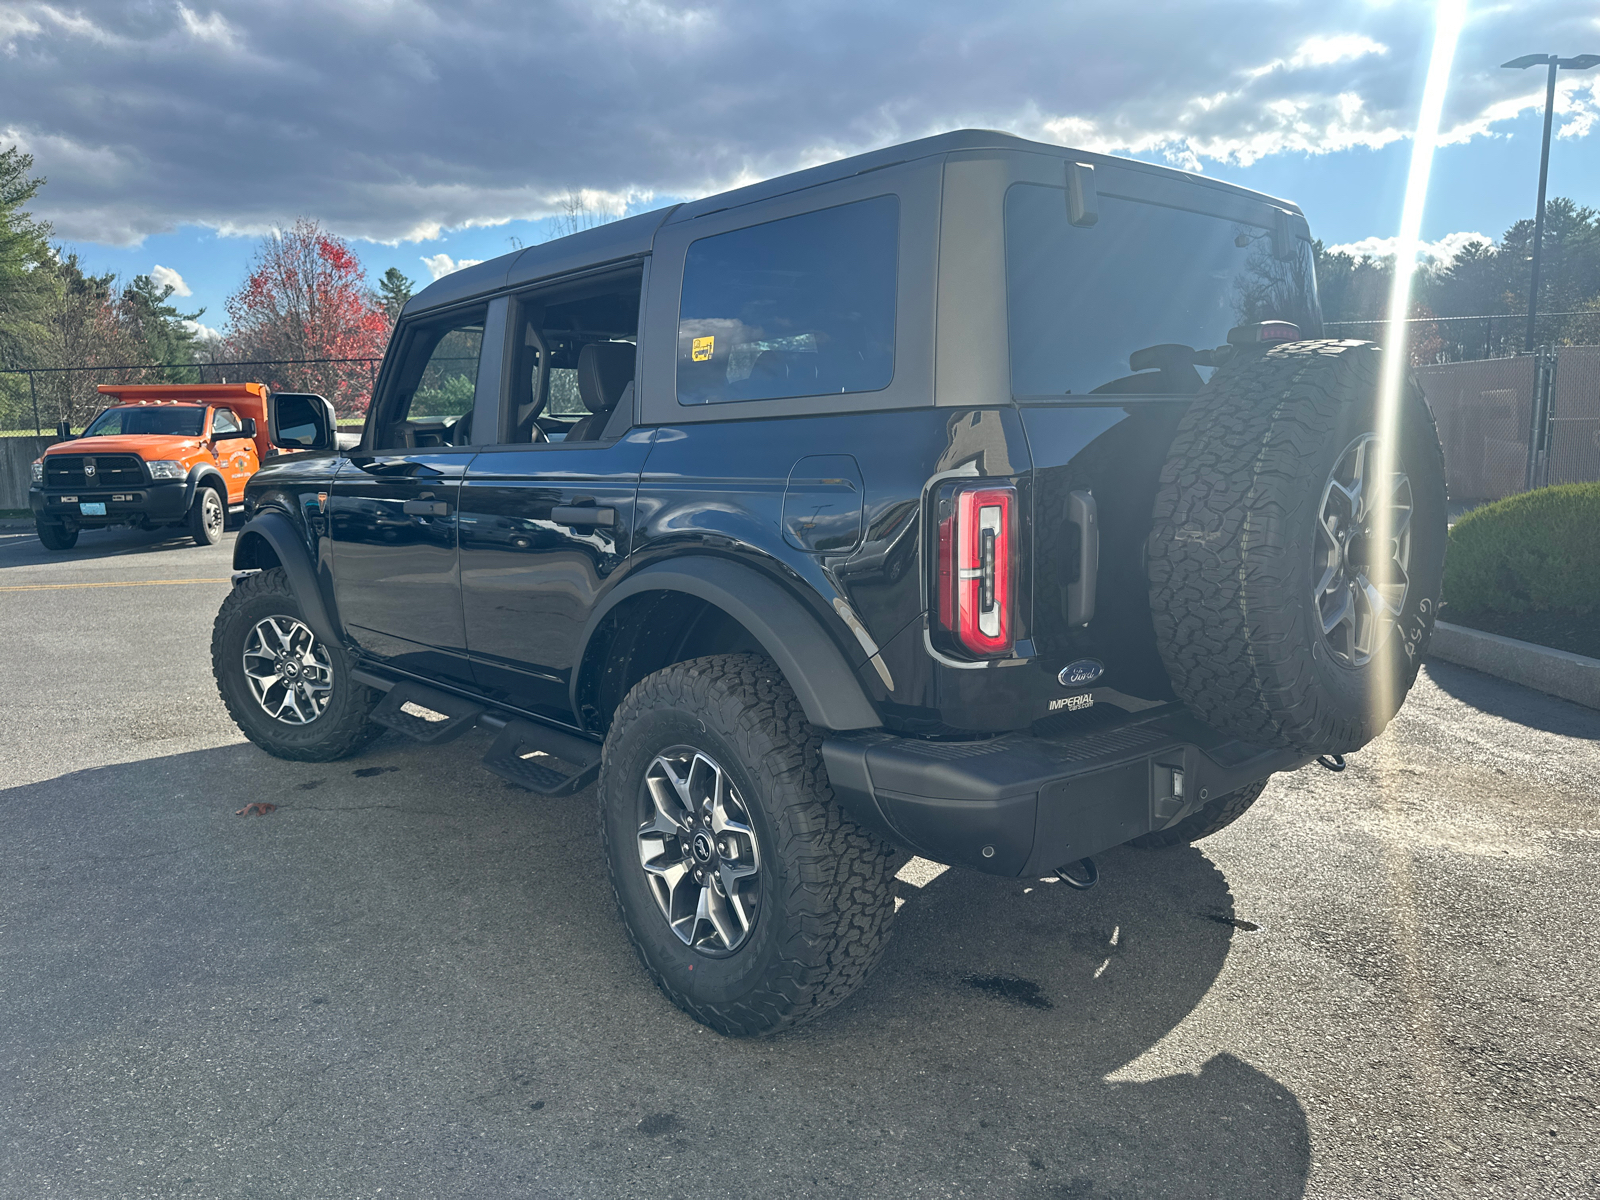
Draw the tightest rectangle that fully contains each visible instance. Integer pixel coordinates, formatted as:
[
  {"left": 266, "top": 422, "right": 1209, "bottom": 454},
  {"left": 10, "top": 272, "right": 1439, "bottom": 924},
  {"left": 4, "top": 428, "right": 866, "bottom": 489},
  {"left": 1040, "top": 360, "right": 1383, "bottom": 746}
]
[{"left": 1059, "top": 659, "right": 1104, "bottom": 687}]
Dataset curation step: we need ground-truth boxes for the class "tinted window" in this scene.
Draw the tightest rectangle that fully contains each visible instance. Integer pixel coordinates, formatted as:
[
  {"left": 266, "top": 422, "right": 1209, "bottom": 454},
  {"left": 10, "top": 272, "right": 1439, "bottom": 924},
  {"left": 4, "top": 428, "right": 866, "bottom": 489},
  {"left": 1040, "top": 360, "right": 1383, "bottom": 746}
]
[
  {"left": 505, "top": 277, "right": 641, "bottom": 443},
  {"left": 83, "top": 406, "right": 206, "bottom": 437},
  {"left": 411, "top": 322, "right": 482, "bottom": 419},
  {"left": 376, "top": 312, "right": 485, "bottom": 449},
  {"left": 1005, "top": 183, "right": 1321, "bottom": 398},
  {"left": 677, "top": 195, "right": 898, "bottom": 405},
  {"left": 211, "top": 408, "right": 240, "bottom": 434}
]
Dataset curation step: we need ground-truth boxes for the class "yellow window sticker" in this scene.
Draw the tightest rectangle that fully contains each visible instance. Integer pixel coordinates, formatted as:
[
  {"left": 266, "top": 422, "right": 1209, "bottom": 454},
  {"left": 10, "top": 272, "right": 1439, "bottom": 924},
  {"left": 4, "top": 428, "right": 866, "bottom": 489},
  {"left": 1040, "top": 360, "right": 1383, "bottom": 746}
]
[{"left": 691, "top": 335, "right": 715, "bottom": 362}]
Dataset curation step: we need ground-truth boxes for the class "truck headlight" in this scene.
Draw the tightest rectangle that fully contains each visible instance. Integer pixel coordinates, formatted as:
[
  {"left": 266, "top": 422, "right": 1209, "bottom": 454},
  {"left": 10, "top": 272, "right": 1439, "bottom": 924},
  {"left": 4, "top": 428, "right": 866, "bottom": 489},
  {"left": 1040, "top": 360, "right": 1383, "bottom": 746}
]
[
  {"left": 146, "top": 460, "right": 186, "bottom": 480},
  {"left": 31, "top": 459, "right": 43, "bottom": 485}
]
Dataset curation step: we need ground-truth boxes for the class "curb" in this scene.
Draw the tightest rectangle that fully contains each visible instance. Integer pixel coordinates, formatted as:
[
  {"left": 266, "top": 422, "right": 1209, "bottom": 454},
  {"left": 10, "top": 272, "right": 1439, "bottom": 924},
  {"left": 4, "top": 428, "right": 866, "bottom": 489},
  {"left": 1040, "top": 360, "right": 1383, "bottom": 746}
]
[{"left": 1428, "top": 620, "right": 1600, "bottom": 711}]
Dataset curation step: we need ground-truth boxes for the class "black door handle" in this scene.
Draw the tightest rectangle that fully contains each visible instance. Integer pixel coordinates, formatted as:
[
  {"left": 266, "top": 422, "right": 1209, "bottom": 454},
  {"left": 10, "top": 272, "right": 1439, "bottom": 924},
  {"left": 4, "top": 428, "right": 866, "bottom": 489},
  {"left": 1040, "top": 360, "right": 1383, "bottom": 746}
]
[
  {"left": 402, "top": 499, "right": 448, "bottom": 516},
  {"left": 551, "top": 505, "right": 615, "bottom": 527}
]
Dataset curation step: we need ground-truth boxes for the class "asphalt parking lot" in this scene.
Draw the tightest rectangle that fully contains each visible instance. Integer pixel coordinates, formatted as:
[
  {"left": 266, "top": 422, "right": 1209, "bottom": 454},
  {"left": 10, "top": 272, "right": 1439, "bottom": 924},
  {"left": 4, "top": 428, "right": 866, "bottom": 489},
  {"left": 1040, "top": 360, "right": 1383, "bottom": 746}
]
[{"left": 2, "top": 521, "right": 1598, "bottom": 1199}]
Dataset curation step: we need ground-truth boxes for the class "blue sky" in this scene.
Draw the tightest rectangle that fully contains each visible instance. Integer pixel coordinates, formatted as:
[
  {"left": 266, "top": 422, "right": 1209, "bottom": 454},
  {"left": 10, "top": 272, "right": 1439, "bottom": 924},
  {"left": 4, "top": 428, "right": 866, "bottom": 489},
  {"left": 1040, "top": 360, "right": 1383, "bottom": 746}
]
[{"left": 3, "top": 1, "right": 1596, "bottom": 340}]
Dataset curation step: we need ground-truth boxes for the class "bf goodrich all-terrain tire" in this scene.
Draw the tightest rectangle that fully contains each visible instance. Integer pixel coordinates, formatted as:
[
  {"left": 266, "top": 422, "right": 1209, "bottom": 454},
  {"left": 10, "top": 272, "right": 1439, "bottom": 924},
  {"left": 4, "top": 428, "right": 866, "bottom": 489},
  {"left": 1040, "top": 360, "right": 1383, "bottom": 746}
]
[
  {"left": 1148, "top": 340, "right": 1446, "bottom": 755},
  {"left": 212, "top": 568, "right": 383, "bottom": 761},
  {"left": 599, "top": 654, "right": 896, "bottom": 1037},
  {"left": 190, "top": 485, "right": 225, "bottom": 547},
  {"left": 1129, "top": 779, "right": 1269, "bottom": 849},
  {"left": 35, "top": 518, "right": 78, "bottom": 551}
]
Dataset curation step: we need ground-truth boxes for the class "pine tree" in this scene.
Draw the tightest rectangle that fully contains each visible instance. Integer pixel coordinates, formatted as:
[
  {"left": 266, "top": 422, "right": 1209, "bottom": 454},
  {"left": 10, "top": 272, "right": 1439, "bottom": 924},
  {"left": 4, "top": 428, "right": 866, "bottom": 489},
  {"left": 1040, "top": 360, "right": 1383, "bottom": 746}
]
[
  {"left": 377, "top": 267, "right": 414, "bottom": 323},
  {"left": 121, "top": 274, "right": 206, "bottom": 379},
  {"left": 0, "top": 145, "right": 60, "bottom": 426}
]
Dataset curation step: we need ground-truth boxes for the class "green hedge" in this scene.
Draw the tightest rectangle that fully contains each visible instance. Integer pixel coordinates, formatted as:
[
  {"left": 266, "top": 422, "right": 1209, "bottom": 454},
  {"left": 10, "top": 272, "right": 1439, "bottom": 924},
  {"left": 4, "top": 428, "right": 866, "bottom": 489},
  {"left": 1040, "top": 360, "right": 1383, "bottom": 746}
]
[{"left": 1444, "top": 483, "right": 1600, "bottom": 615}]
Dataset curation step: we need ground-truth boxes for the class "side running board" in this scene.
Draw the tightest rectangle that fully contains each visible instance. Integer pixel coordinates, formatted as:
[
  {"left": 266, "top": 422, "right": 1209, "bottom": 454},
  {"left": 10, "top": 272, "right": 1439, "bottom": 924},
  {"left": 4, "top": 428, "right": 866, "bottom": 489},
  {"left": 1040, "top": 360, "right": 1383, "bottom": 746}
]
[
  {"left": 353, "top": 668, "right": 602, "bottom": 797},
  {"left": 480, "top": 719, "right": 602, "bottom": 798},
  {"left": 366, "top": 679, "right": 486, "bottom": 744}
]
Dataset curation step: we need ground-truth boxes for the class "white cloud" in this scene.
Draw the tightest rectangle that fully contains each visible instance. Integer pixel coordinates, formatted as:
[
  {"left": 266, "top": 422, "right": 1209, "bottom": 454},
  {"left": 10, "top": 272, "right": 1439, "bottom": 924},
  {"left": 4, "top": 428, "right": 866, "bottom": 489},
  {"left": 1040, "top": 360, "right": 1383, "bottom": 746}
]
[
  {"left": 176, "top": 5, "right": 239, "bottom": 49},
  {"left": 1325, "top": 230, "right": 1494, "bottom": 265},
  {"left": 150, "top": 264, "right": 191, "bottom": 296},
  {"left": 181, "top": 318, "right": 221, "bottom": 342},
  {"left": 1289, "top": 34, "right": 1388, "bottom": 70},
  {"left": 0, "top": 0, "right": 1592, "bottom": 246},
  {"left": 421, "top": 253, "right": 483, "bottom": 281}
]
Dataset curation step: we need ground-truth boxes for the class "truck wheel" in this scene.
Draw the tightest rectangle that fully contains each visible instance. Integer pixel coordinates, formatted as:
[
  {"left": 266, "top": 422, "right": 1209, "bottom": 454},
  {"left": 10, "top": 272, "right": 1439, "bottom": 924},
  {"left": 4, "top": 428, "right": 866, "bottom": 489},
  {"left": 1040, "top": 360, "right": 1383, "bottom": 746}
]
[
  {"left": 211, "top": 568, "right": 383, "bottom": 761},
  {"left": 1129, "top": 779, "right": 1268, "bottom": 849},
  {"left": 1147, "top": 340, "right": 1446, "bottom": 756},
  {"left": 599, "top": 654, "right": 896, "bottom": 1036},
  {"left": 189, "top": 485, "right": 225, "bottom": 546},
  {"left": 35, "top": 519, "right": 78, "bottom": 551}
]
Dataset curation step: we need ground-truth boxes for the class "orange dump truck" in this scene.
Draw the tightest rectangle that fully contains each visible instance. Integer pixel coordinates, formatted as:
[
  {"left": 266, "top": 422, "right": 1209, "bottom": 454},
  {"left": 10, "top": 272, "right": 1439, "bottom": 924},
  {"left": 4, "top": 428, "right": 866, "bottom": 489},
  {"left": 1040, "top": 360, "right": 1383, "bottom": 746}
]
[{"left": 29, "top": 383, "right": 272, "bottom": 551}]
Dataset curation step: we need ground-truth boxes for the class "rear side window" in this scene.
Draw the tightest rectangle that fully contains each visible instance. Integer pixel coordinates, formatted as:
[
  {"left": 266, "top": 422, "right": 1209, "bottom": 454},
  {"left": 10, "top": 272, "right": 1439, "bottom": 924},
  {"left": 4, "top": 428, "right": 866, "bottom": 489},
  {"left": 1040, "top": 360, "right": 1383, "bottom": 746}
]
[{"left": 676, "top": 195, "right": 898, "bottom": 405}]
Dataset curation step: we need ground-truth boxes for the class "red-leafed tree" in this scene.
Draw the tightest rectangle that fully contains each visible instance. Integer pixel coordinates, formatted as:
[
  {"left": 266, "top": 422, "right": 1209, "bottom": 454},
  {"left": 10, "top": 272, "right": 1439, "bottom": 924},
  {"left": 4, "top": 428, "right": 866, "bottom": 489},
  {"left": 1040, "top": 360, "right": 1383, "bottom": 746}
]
[{"left": 224, "top": 218, "right": 390, "bottom": 416}]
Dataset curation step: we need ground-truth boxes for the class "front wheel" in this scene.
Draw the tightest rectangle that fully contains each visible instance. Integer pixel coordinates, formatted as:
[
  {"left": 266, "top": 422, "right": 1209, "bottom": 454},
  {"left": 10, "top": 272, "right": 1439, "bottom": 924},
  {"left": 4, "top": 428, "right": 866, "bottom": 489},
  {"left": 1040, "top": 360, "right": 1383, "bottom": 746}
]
[
  {"left": 599, "top": 654, "right": 896, "bottom": 1036},
  {"left": 211, "top": 568, "right": 383, "bottom": 761},
  {"left": 36, "top": 518, "right": 78, "bottom": 551},
  {"left": 190, "top": 485, "right": 225, "bottom": 546}
]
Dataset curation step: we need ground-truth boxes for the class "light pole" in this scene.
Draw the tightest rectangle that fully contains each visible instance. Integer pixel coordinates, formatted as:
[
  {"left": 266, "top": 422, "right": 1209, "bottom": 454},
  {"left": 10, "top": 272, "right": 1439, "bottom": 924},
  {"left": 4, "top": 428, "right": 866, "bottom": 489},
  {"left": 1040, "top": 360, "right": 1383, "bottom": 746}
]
[{"left": 1502, "top": 53, "right": 1600, "bottom": 351}]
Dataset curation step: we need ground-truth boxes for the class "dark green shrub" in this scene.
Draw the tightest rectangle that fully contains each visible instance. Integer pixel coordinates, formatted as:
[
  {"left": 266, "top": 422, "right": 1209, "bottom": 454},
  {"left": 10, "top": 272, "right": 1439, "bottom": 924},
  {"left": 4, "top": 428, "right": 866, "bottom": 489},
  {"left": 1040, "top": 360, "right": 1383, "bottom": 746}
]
[{"left": 1443, "top": 483, "right": 1600, "bottom": 616}]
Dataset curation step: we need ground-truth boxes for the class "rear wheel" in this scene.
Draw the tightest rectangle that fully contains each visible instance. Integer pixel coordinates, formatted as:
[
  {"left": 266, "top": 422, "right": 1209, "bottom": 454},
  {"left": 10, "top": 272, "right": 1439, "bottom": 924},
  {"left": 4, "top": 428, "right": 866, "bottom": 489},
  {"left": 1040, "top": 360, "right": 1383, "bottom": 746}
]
[
  {"left": 599, "top": 654, "right": 896, "bottom": 1036},
  {"left": 190, "top": 486, "right": 225, "bottom": 546},
  {"left": 211, "top": 568, "right": 383, "bottom": 761},
  {"left": 35, "top": 518, "right": 78, "bottom": 551}
]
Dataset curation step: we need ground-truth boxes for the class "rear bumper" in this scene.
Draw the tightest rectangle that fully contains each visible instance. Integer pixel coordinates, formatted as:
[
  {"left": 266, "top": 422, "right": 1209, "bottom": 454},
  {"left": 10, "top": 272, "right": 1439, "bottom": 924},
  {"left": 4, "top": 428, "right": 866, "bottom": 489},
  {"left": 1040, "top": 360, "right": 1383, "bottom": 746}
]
[
  {"left": 29, "top": 481, "right": 188, "bottom": 525},
  {"left": 821, "top": 705, "right": 1309, "bottom": 877}
]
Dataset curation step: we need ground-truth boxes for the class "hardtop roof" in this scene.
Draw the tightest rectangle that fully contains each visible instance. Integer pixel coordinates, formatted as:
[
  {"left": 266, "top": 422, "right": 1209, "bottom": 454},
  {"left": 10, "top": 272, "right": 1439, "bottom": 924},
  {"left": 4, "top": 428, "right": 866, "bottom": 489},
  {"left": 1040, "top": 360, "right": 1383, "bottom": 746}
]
[{"left": 404, "top": 128, "right": 1306, "bottom": 318}]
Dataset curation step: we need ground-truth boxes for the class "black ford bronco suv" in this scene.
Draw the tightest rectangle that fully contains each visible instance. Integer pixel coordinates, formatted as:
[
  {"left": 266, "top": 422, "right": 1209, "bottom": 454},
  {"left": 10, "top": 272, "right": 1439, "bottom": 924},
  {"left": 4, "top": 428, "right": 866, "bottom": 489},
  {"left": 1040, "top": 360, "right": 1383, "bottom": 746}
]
[{"left": 213, "top": 130, "right": 1445, "bottom": 1036}]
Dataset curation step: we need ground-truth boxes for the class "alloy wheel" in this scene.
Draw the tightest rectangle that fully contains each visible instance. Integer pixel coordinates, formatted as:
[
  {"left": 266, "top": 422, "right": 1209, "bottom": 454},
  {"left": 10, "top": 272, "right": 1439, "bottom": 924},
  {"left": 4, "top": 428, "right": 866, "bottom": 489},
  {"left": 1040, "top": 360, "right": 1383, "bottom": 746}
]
[
  {"left": 1312, "top": 433, "right": 1413, "bottom": 668},
  {"left": 203, "top": 490, "right": 224, "bottom": 538},
  {"left": 636, "top": 746, "right": 762, "bottom": 955},
  {"left": 242, "top": 615, "right": 335, "bottom": 724}
]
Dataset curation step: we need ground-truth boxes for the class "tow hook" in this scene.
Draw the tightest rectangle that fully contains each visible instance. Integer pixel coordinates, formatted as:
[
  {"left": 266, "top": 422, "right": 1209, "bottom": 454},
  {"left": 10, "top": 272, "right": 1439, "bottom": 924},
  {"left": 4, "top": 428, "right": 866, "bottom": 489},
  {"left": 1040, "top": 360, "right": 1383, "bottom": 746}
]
[
  {"left": 1317, "top": 754, "right": 1346, "bottom": 772},
  {"left": 1055, "top": 857, "right": 1099, "bottom": 891}
]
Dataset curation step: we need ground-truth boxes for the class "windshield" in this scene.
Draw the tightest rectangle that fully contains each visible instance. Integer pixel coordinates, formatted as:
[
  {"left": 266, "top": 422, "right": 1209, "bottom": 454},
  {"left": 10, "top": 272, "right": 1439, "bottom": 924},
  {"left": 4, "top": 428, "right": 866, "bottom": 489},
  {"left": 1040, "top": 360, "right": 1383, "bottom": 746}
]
[
  {"left": 82, "top": 405, "right": 207, "bottom": 437},
  {"left": 1005, "top": 183, "right": 1321, "bottom": 398}
]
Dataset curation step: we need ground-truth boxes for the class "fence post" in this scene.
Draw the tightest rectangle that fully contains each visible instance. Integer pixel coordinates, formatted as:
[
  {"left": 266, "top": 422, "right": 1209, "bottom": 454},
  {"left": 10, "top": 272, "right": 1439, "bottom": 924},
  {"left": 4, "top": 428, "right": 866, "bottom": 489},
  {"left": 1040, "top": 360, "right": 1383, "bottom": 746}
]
[
  {"left": 1524, "top": 349, "right": 1557, "bottom": 492},
  {"left": 28, "top": 370, "right": 41, "bottom": 437}
]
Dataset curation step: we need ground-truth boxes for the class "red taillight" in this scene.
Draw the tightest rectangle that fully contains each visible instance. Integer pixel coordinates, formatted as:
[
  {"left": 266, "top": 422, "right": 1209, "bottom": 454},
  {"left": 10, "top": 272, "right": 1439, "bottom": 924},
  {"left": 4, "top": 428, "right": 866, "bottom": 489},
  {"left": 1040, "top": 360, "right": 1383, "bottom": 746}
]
[{"left": 936, "top": 484, "right": 1016, "bottom": 657}]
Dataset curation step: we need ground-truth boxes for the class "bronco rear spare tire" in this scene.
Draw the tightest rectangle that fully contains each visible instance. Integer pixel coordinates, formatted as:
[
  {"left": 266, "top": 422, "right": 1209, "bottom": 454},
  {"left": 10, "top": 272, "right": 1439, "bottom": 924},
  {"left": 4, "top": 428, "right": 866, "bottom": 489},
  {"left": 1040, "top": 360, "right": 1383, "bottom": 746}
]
[{"left": 1147, "top": 340, "right": 1446, "bottom": 756}]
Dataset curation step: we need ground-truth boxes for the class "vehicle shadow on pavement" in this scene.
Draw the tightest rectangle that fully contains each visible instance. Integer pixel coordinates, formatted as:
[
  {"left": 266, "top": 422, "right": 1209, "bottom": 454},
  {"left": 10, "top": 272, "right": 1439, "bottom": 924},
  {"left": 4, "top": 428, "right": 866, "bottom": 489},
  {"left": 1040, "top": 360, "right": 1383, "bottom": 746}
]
[
  {"left": 1, "top": 737, "right": 1309, "bottom": 1199},
  {"left": 0, "top": 524, "right": 229, "bottom": 566},
  {"left": 1424, "top": 658, "right": 1600, "bottom": 740}
]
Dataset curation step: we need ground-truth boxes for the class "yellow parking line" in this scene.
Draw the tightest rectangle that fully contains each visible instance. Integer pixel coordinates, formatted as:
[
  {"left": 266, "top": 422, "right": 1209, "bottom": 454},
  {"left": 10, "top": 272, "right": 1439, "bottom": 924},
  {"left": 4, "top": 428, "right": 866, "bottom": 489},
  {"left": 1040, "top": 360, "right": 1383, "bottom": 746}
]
[{"left": 0, "top": 578, "right": 232, "bottom": 592}]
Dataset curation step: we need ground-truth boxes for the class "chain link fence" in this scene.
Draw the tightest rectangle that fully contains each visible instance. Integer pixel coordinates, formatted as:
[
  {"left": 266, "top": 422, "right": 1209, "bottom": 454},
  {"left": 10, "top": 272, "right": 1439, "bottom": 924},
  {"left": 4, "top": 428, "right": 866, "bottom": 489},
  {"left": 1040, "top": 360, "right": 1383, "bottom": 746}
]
[
  {"left": 1544, "top": 346, "right": 1600, "bottom": 489},
  {"left": 1414, "top": 346, "right": 1600, "bottom": 506}
]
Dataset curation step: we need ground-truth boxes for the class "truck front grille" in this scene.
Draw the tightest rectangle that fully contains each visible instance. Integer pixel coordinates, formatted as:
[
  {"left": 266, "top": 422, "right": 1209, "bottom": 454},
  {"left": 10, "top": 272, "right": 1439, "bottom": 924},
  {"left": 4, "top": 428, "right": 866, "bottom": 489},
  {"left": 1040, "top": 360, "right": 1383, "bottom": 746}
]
[{"left": 44, "top": 455, "right": 147, "bottom": 489}]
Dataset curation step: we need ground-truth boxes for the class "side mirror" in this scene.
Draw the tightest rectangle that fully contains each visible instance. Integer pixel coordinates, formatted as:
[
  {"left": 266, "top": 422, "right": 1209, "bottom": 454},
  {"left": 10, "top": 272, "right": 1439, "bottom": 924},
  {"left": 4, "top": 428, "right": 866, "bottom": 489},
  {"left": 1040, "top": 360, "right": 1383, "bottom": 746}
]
[
  {"left": 55, "top": 420, "right": 72, "bottom": 440},
  {"left": 267, "top": 393, "right": 338, "bottom": 452}
]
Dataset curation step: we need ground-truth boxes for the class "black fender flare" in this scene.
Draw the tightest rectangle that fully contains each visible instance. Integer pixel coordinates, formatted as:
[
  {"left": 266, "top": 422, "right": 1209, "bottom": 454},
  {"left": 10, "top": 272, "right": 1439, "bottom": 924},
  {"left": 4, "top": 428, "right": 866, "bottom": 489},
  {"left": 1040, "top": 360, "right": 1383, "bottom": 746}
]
[
  {"left": 574, "top": 558, "right": 883, "bottom": 732},
  {"left": 231, "top": 509, "right": 343, "bottom": 650},
  {"left": 182, "top": 462, "right": 228, "bottom": 513}
]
